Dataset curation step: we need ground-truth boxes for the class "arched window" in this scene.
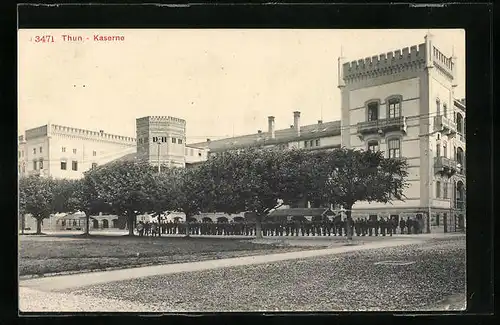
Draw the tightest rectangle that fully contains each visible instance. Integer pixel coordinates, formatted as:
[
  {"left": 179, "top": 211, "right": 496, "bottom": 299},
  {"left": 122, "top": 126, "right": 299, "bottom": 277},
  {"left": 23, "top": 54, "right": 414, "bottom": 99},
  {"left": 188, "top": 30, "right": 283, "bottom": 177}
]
[
  {"left": 456, "top": 113, "right": 464, "bottom": 134},
  {"left": 387, "top": 138, "right": 401, "bottom": 158},
  {"left": 367, "top": 101, "right": 379, "bottom": 121},
  {"left": 436, "top": 181, "right": 441, "bottom": 198},
  {"left": 367, "top": 140, "right": 379, "bottom": 152},
  {"left": 443, "top": 103, "right": 448, "bottom": 117},
  {"left": 387, "top": 96, "right": 402, "bottom": 119},
  {"left": 436, "top": 142, "right": 441, "bottom": 157},
  {"left": 436, "top": 99, "right": 441, "bottom": 115},
  {"left": 443, "top": 141, "right": 447, "bottom": 158},
  {"left": 457, "top": 147, "right": 464, "bottom": 165}
]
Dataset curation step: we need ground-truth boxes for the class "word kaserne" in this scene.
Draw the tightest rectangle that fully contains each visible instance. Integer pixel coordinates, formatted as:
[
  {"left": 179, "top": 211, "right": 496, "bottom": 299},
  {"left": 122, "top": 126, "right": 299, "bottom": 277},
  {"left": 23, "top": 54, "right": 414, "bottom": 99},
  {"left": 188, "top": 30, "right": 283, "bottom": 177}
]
[
  {"left": 59, "top": 34, "right": 125, "bottom": 42},
  {"left": 93, "top": 35, "right": 125, "bottom": 42}
]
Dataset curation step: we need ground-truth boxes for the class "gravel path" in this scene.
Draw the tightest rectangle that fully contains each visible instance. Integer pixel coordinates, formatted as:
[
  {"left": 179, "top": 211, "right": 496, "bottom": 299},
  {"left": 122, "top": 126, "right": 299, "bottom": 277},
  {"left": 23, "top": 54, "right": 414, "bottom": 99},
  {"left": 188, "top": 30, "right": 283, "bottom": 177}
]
[
  {"left": 20, "top": 237, "right": 465, "bottom": 312},
  {"left": 19, "top": 287, "right": 162, "bottom": 313}
]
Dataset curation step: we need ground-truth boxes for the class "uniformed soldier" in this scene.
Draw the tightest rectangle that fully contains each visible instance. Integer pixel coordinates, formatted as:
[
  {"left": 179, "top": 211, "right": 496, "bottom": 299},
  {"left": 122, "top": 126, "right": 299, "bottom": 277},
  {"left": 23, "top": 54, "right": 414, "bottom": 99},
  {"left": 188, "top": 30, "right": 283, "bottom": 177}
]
[
  {"left": 399, "top": 218, "right": 406, "bottom": 234},
  {"left": 387, "top": 218, "right": 393, "bottom": 236},
  {"left": 373, "top": 218, "right": 379, "bottom": 236},
  {"left": 392, "top": 217, "right": 398, "bottom": 235},
  {"left": 354, "top": 219, "right": 360, "bottom": 236},
  {"left": 380, "top": 218, "right": 386, "bottom": 236},
  {"left": 406, "top": 217, "right": 412, "bottom": 235}
]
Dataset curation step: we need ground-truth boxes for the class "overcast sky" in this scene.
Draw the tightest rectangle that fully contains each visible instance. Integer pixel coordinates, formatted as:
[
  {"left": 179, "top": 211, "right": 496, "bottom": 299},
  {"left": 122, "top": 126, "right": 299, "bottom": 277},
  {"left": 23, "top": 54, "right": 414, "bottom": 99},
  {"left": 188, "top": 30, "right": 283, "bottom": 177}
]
[{"left": 18, "top": 29, "right": 465, "bottom": 143}]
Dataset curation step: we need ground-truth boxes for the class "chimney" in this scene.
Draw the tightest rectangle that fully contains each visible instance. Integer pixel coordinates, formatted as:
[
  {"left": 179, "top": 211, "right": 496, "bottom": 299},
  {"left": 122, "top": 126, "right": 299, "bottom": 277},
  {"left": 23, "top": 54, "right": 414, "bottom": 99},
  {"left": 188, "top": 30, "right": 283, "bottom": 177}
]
[
  {"left": 318, "top": 120, "right": 323, "bottom": 124},
  {"left": 293, "top": 111, "right": 301, "bottom": 136},
  {"left": 206, "top": 138, "right": 211, "bottom": 142},
  {"left": 268, "top": 116, "right": 275, "bottom": 139},
  {"left": 257, "top": 130, "right": 262, "bottom": 134},
  {"left": 290, "top": 125, "right": 294, "bottom": 128},
  {"left": 99, "top": 130, "right": 104, "bottom": 134}
]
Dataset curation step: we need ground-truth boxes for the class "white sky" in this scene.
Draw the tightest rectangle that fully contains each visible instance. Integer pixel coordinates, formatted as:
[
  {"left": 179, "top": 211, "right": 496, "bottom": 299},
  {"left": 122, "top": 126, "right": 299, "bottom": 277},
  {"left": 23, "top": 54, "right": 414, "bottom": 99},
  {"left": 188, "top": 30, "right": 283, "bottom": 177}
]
[{"left": 18, "top": 29, "right": 465, "bottom": 143}]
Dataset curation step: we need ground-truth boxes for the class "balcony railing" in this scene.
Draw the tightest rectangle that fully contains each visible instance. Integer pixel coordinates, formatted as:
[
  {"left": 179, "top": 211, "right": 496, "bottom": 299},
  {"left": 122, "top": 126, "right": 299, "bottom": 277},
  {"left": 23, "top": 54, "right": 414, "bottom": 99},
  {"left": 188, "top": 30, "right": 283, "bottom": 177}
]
[
  {"left": 434, "top": 156, "right": 460, "bottom": 176},
  {"left": 357, "top": 116, "right": 407, "bottom": 137},
  {"left": 434, "top": 115, "right": 457, "bottom": 135}
]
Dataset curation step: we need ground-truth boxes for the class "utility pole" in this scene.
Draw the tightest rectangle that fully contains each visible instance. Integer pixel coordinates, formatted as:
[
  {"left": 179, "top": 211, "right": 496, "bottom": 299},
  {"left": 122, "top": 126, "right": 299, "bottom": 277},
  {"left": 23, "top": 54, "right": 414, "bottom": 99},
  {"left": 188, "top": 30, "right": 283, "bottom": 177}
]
[{"left": 157, "top": 140, "right": 161, "bottom": 173}]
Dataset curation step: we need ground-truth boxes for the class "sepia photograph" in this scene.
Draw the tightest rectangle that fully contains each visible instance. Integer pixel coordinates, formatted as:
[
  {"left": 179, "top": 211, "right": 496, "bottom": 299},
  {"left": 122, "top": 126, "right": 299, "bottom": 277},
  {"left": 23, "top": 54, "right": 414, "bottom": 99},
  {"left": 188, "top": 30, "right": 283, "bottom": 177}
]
[{"left": 18, "top": 28, "right": 466, "bottom": 313}]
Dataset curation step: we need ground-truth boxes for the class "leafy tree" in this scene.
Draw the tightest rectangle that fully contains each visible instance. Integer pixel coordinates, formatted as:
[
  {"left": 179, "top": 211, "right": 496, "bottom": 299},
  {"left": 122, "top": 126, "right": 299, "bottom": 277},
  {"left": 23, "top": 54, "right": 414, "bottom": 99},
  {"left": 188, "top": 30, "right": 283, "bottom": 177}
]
[
  {"left": 88, "top": 160, "right": 157, "bottom": 236},
  {"left": 171, "top": 166, "right": 215, "bottom": 237},
  {"left": 18, "top": 175, "right": 57, "bottom": 234},
  {"left": 71, "top": 175, "right": 112, "bottom": 235},
  {"left": 204, "top": 148, "right": 297, "bottom": 238},
  {"left": 314, "top": 148, "right": 409, "bottom": 240}
]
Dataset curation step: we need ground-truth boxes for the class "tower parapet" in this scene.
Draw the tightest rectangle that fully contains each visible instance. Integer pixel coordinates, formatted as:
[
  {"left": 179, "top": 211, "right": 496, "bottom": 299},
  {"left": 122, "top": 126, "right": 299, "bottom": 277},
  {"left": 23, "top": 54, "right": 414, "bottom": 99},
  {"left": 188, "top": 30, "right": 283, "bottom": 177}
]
[
  {"left": 49, "top": 124, "right": 136, "bottom": 144},
  {"left": 342, "top": 43, "right": 427, "bottom": 83}
]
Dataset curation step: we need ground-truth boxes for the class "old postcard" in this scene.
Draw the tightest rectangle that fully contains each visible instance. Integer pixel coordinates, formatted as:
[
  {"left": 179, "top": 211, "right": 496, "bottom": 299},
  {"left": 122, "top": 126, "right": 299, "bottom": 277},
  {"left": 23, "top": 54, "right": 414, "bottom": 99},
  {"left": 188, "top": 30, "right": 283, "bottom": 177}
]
[{"left": 18, "top": 28, "right": 466, "bottom": 312}]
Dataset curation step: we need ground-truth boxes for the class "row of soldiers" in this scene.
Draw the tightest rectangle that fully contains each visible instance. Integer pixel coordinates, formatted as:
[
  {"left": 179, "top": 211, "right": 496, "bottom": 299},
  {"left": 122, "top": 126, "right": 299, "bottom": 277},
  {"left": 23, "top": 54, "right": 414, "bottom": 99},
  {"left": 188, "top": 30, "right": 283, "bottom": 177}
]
[{"left": 136, "top": 217, "right": 423, "bottom": 237}]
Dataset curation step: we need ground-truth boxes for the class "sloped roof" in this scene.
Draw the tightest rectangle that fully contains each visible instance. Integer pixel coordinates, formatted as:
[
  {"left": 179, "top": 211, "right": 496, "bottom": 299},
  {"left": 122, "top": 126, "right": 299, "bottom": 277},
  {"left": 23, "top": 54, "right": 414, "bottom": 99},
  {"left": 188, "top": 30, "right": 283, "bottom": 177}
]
[
  {"left": 269, "top": 208, "right": 334, "bottom": 218},
  {"left": 188, "top": 120, "right": 341, "bottom": 152}
]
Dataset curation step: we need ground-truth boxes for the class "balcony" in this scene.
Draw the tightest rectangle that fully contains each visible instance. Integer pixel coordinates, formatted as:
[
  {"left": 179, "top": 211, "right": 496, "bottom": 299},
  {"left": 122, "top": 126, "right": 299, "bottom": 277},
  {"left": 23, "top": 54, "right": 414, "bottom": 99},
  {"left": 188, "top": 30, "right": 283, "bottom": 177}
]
[
  {"left": 434, "top": 115, "right": 457, "bottom": 136},
  {"left": 434, "top": 156, "right": 460, "bottom": 176},
  {"left": 357, "top": 116, "right": 407, "bottom": 139}
]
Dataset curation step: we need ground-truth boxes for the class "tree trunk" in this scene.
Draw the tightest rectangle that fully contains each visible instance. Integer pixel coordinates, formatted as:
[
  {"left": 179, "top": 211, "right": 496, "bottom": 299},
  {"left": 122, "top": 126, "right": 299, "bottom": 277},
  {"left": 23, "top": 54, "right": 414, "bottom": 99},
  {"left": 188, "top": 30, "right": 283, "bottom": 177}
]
[
  {"left": 255, "top": 214, "right": 263, "bottom": 239},
  {"left": 127, "top": 212, "right": 135, "bottom": 236},
  {"left": 36, "top": 217, "right": 42, "bottom": 235},
  {"left": 21, "top": 214, "right": 25, "bottom": 235},
  {"left": 84, "top": 212, "right": 90, "bottom": 236},
  {"left": 345, "top": 205, "right": 354, "bottom": 241},
  {"left": 184, "top": 214, "right": 191, "bottom": 238}
]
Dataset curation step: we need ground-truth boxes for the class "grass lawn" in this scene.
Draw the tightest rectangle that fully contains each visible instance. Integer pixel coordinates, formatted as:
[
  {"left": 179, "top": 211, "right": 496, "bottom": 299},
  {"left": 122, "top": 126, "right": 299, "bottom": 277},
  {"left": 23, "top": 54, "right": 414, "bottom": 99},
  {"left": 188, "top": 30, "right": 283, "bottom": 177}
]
[{"left": 19, "top": 234, "right": 317, "bottom": 277}]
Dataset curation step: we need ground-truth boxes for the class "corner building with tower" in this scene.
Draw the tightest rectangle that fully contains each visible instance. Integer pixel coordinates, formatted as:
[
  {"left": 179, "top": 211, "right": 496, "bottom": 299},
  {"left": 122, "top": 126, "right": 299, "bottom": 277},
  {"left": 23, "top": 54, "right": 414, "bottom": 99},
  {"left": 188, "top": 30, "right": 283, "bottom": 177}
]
[{"left": 336, "top": 33, "right": 466, "bottom": 231}]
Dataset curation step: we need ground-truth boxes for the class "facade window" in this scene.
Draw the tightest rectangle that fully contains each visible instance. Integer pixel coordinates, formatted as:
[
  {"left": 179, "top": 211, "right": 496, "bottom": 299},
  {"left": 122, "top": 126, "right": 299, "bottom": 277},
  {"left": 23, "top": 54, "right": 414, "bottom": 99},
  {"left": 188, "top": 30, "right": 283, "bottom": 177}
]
[
  {"left": 39, "top": 147, "right": 42, "bottom": 153},
  {"left": 436, "top": 99, "right": 441, "bottom": 115},
  {"left": 309, "top": 140, "right": 314, "bottom": 147},
  {"left": 152, "top": 136, "right": 158, "bottom": 143},
  {"left": 443, "top": 141, "right": 447, "bottom": 158},
  {"left": 138, "top": 138, "right": 142, "bottom": 144},
  {"left": 368, "top": 140, "right": 379, "bottom": 152},
  {"left": 178, "top": 139, "right": 183, "bottom": 144},
  {"left": 91, "top": 163, "right": 97, "bottom": 169},
  {"left": 436, "top": 143, "right": 441, "bottom": 157},
  {"left": 93, "top": 151, "right": 97, "bottom": 156},
  {"left": 443, "top": 103, "right": 448, "bottom": 117},
  {"left": 39, "top": 159, "right": 44, "bottom": 169},
  {"left": 61, "top": 161, "right": 67, "bottom": 170},
  {"left": 33, "top": 148, "right": 36, "bottom": 154},
  {"left": 33, "top": 160, "right": 37, "bottom": 170},
  {"left": 73, "top": 149, "right": 77, "bottom": 154},
  {"left": 436, "top": 181, "right": 441, "bottom": 198},
  {"left": 72, "top": 161, "right": 78, "bottom": 171},
  {"left": 161, "top": 136, "right": 167, "bottom": 142},
  {"left": 388, "top": 98, "right": 401, "bottom": 118},
  {"left": 172, "top": 137, "right": 177, "bottom": 144},
  {"left": 315, "top": 139, "right": 320, "bottom": 147},
  {"left": 388, "top": 138, "right": 401, "bottom": 158},
  {"left": 304, "top": 141, "right": 308, "bottom": 148},
  {"left": 367, "top": 102, "right": 379, "bottom": 121},
  {"left": 443, "top": 181, "right": 448, "bottom": 199},
  {"left": 62, "top": 147, "right": 66, "bottom": 153},
  {"left": 198, "top": 152, "right": 202, "bottom": 157}
]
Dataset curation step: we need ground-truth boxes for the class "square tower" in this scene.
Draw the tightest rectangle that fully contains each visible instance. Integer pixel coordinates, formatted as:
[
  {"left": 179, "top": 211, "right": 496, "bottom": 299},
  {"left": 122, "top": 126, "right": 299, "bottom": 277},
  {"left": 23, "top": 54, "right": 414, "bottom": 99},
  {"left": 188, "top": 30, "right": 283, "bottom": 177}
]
[
  {"left": 136, "top": 116, "right": 187, "bottom": 168},
  {"left": 338, "top": 33, "right": 465, "bottom": 232}
]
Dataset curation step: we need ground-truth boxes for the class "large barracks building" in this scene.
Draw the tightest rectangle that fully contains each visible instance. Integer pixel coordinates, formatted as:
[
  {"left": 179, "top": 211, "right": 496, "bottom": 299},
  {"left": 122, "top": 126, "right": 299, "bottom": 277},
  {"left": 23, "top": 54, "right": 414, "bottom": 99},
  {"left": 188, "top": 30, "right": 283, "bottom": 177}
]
[{"left": 19, "top": 34, "right": 465, "bottom": 233}]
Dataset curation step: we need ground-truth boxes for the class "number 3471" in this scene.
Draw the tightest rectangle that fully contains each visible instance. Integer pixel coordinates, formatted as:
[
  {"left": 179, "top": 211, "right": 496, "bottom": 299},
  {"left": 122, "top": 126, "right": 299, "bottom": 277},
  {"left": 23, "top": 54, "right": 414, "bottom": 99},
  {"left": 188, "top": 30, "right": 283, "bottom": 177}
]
[{"left": 33, "top": 35, "right": 54, "bottom": 43}]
